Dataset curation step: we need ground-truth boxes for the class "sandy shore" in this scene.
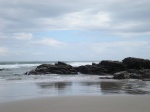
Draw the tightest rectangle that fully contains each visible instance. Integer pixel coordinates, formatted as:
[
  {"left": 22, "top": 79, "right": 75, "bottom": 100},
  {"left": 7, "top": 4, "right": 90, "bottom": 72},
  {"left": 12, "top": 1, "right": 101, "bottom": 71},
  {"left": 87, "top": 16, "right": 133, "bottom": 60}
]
[{"left": 0, "top": 96, "right": 150, "bottom": 112}]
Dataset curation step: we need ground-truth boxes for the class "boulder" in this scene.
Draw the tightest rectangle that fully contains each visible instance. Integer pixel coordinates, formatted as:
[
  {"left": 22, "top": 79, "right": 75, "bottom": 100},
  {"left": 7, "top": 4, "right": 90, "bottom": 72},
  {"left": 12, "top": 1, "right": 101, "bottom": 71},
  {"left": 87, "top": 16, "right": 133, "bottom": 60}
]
[
  {"left": 55, "top": 61, "right": 69, "bottom": 66},
  {"left": 127, "top": 69, "right": 150, "bottom": 79},
  {"left": 129, "top": 73, "right": 142, "bottom": 79},
  {"left": 100, "top": 60, "right": 125, "bottom": 73},
  {"left": 0, "top": 69, "right": 4, "bottom": 71},
  {"left": 77, "top": 64, "right": 108, "bottom": 75},
  {"left": 122, "top": 57, "right": 150, "bottom": 69},
  {"left": 113, "top": 71, "right": 130, "bottom": 79},
  {"left": 26, "top": 62, "right": 77, "bottom": 75}
]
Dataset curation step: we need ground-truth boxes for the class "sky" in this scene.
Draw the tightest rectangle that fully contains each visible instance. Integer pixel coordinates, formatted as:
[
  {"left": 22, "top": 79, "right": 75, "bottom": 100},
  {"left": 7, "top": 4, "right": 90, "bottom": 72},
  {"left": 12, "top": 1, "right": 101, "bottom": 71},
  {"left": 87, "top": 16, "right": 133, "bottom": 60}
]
[{"left": 0, "top": 0, "right": 150, "bottom": 61}]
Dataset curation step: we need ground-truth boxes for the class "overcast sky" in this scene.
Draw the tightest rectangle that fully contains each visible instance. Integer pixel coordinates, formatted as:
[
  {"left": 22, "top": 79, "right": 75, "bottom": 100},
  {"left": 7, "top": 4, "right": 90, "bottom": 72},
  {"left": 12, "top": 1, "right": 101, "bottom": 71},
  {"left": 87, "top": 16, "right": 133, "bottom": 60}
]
[{"left": 0, "top": 0, "right": 150, "bottom": 61}]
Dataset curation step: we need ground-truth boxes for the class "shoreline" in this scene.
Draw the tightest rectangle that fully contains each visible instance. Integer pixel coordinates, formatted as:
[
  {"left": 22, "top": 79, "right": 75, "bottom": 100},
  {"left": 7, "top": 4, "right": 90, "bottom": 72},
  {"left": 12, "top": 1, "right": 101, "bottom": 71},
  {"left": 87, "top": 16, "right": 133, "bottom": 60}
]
[{"left": 0, "top": 95, "right": 150, "bottom": 112}]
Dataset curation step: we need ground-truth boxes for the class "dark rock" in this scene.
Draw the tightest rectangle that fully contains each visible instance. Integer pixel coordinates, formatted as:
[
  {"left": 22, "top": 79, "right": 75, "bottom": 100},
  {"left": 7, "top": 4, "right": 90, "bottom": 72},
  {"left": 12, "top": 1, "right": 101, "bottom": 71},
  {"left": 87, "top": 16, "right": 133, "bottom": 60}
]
[
  {"left": 25, "top": 57, "right": 150, "bottom": 77},
  {"left": 100, "top": 60, "right": 125, "bottom": 73},
  {"left": 0, "top": 69, "right": 4, "bottom": 71},
  {"left": 55, "top": 61, "right": 68, "bottom": 66},
  {"left": 92, "top": 63, "right": 97, "bottom": 66},
  {"left": 123, "top": 57, "right": 150, "bottom": 69},
  {"left": 113, "top": 71, "right": 130, "bottom": 79},
  {"left": 127, "top": 69, "right": 150, "bottom": 79},
  {"left": 0, "top": 68, "right": 10, "bottom": 71},
  {"left": 77, "top": 60, "right": 125, "bottom": 75},
  {"left": 142, "top": 79, "right": 150, "bottom": 81},
  {"left": 77, "top": 65, "right": 108, "bottom": 75},
  {"left": 26, "top": 62, "right": 77, "bottom": 75},
  {"left": 129, "top": 73, "right": 142, "bottom": 79},
  {"left": 140, "top": 69, "right": 150, "bottom": 79}
]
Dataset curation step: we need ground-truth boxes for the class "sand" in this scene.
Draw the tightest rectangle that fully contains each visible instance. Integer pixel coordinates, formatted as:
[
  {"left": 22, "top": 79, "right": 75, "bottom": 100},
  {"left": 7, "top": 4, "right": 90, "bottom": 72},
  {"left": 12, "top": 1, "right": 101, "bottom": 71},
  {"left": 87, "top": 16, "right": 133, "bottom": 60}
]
[{"left": 0, "top": 96, "right": 150, "bottom": 112}]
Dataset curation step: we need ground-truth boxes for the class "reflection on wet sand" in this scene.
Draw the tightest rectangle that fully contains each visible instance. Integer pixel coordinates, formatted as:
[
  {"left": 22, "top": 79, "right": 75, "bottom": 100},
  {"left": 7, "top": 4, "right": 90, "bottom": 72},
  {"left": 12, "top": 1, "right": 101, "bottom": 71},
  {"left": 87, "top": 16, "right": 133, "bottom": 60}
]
[
  {"left": 37, "top": 82, "right": 72, "bottom": 90},
  {"left": 36, "top": 80, "right": 150, "bottom": 95},
  {"left": 100, "top": 81, "right": 124, "bottom": 94},
  {"left": 100, "top": 80, "right": 150, "bottom": 95},
  {"left": 123, "top": 81, "right": 149, "bottom": 95}
]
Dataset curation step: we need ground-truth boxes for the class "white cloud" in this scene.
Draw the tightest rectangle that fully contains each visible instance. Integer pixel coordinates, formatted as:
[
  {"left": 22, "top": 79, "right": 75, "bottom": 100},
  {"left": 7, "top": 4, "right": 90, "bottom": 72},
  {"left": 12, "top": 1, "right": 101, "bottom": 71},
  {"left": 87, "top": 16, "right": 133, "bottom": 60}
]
[
  {"left": 73, "top": 40, "right": 150, "bottom": 60},
  {"left": 13, "top": 33, "right": 33, "bottom": 40},
  {"left": 33, "top": 38, "right": 66, "bottom": 47},
  {"left": 39, "top": 9, "right": 111, "bottom": 30},
  {"left": 0, "top": 0, "right": 150, "bottom": 61},
  {"left": 0, "top": 0, "right": 149, "bottom": 37},
  {"left": 0, "top": 47, "right": 8, "bottom": 56}
]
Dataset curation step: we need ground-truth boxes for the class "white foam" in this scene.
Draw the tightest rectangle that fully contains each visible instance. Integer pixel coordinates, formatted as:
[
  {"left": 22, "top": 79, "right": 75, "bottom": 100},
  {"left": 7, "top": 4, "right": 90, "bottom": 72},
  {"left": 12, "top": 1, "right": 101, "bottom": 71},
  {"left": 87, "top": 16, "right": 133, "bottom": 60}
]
[
  {"left": 0, "top": 64, "right": 40, "bottom": 69},
  {"left": 69, "top": 62, "right": 98, "bottom": 67}
]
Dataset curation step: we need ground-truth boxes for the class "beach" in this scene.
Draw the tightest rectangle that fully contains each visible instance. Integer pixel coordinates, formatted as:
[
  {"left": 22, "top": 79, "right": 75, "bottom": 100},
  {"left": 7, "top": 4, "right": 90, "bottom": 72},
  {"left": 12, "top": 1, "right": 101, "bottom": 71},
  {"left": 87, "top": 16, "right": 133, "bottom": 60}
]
[
  {"left": 0, "top": 96, "right": 150, "bottom": 112},
  {"left": 0, "top": 61, "right": 150, "bottom": 112}
]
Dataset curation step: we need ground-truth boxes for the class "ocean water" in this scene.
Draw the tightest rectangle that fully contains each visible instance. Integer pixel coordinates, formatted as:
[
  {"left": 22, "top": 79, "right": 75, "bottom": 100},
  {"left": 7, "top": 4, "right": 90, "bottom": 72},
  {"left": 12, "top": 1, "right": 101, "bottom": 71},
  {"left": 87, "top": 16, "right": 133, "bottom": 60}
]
[{"left": 0, "top": 61, "right": 150, "bottom": 103}]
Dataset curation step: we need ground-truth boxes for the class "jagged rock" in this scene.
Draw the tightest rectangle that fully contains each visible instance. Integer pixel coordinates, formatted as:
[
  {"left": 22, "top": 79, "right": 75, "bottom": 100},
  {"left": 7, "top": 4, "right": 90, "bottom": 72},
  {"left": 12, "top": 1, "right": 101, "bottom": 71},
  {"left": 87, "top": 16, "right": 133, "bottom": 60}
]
[
  {"left": 99, "top": 60, "right": 125, "bottom": 73},
  {"left": 113, "top": 71, "right": 130, "bottom": 79},
  {"left": 55, "top": 61, "right": 69, "bottom": 66},
  {"left": 25, "top": 57, "right": 150, "bottom": 78},
  {"left": 77, "top": 64, "right": 108, "bottom": 75},
  {"left": 77, "top": 60, "right": 125, "bottom": 75},
  {"left": 0, "top": 69, "right": 4, "bottom": 71},
  {"left": 127, "top": 69, "right": 150, "bottom": 79},
  {"left": 129, "top": 73, "right": 142, "bottom": 79},
  {"left": 122, "top": 57, "right": 150, "bottom": 69},
  {"left": 26, "top": 62, "right": 77, "bottom": 75}
]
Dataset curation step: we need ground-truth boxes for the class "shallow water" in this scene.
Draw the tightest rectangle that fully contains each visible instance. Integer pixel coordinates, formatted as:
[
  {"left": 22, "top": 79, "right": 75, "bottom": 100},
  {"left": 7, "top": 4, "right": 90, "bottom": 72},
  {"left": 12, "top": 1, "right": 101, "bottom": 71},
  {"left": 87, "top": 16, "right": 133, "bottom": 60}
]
[
  {"left": 0, "top": 61, "right": 150, "bottom": 103},
  {"left": 0, "top": 78, "right": 150, "bottom": 103}
]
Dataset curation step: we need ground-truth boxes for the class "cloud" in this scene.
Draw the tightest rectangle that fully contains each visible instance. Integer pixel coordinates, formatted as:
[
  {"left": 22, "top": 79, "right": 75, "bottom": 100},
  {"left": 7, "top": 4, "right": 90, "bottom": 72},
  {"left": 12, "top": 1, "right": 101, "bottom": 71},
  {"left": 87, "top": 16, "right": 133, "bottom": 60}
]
[
  {"left": 0, "top": 47, "right": 8, "bottom": 56},
  {"left": 0, "top": 0, "right": 150, "bottom": 61},
  {"left": 0, "top": 0, "right": 149, "bottom": 37},
  {"left": 13, "top": 33, "right": 33, "bottom": 40},
  {"left": 65, "top": 40, "right": 150, "bottom": 60},
  {"left": 33, "top": 38, "right": 66, "bottom": 47},
  {"left": 0, "top": 32, "right": 6, "bottom": 38},
  {"left": 40, "top": 9, "right": 111, "bottom": 30}
]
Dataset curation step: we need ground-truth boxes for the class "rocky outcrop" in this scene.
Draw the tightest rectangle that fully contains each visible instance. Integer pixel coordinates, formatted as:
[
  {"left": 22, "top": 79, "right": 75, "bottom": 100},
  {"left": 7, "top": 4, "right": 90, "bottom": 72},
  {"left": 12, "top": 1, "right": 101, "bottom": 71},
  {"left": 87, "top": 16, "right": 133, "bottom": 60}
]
[
  {"left": 77, "top": 65, "right": 108, "bottom": 75},
  {"left": 0, "top": 69, "right": 4, "bottom": 71},
  {"left": 113, "top": 69, "right": 150, "bottom": 79},
  {"left": 123, "top": 57, "right": 150, "bottom": 69},
  {"left": 26, "top": 62, "right": 77, "bottom": 75},
  {"left": 25, "top": 57, "right": 150, "bottom": 78},
  {"left": 113, "top": 71, "right": 130, "bottom": 79},
  {"left": 99, "top": 60, "right": 125, "bottom": 73},
  {"left": 77, "top": 60, "right": 125, "bottom": 75}
]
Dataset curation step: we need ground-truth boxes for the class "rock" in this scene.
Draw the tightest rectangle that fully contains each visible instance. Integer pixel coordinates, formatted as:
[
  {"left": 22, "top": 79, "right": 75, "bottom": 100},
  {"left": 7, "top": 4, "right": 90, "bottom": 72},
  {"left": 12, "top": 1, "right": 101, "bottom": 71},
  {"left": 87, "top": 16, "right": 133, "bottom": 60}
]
[
  {"left": 113, "top": 71, "right": 130, "bottom": 79},
  {"left": 55, "top": 61, "right": 69, "bottom": 66},
  {"left": 139, "top": 69, "right": 150, "bottom": 79},
  {"left": 100, "top": 60, "right": 125, "bottom": 73},
  {"left": 0, "top": 68, "right": 10, "bottom": 71},
  {"left": 129, "top": 73, "right": 141, "bottom": 79},
  {"left": 142, "top": 79, "right": 150, "bottom": 81},
  {"left": 127, "top": 69, "right": 150, "bottom": 79},
  {"left": 122, "top": 57, "right": 150, "bottom": 69},
  {"left": 26, "top": 62, "right": 77, "bottom": 75},
  {"left": 76, "top": 60, "right": 125, "bottom": 75},
  {"left": 0, "top": 69, "right": 4, "bottom": 71},
  {"left": 77, "top": 65, "right": 108, "bottom": 75},
  {"left": 25, "top": 57, "right": 150, "bottom": 77}
]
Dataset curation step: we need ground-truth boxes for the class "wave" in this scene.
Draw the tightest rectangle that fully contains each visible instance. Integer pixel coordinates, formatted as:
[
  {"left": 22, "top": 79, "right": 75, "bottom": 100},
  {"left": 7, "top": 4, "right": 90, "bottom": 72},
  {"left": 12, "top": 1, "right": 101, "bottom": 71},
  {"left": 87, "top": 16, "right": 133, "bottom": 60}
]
[
  {"left": 0, "top": 64, "right": 40, "bottom": 69},
  {"left": 68, "top": 62, "right": 98, "bottom": 67},
  {"left": 0, "top": 61, "right": 99, "bottom": 69}
]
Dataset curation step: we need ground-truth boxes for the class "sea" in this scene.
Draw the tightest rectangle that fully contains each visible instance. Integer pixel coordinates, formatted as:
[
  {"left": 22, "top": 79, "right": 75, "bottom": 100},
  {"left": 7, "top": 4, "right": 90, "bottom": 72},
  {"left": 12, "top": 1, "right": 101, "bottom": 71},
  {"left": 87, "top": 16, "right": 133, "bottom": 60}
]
[{"left": 0, "top": 61, "right": 150, "bottom": 103}]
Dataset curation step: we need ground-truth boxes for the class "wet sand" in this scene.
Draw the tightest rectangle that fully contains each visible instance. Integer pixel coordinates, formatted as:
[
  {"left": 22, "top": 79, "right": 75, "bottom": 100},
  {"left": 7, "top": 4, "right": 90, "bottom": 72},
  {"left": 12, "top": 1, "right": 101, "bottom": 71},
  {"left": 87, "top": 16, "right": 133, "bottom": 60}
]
[{"left": 0, "top": 96, "right": 150, "bottom": 112}]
